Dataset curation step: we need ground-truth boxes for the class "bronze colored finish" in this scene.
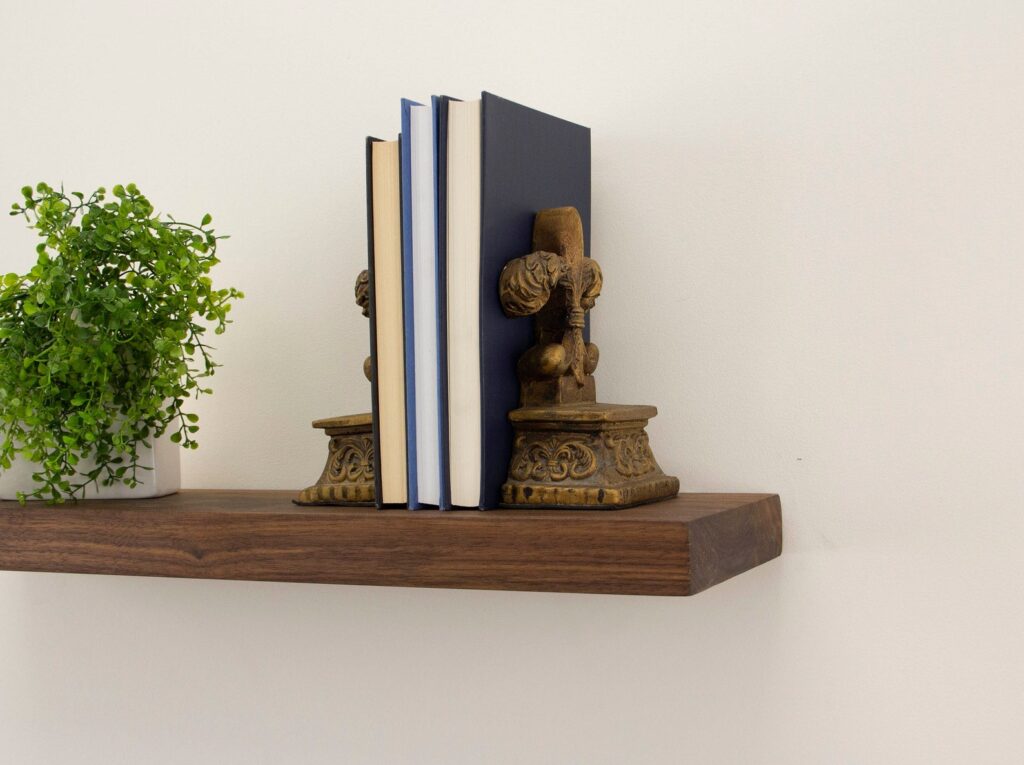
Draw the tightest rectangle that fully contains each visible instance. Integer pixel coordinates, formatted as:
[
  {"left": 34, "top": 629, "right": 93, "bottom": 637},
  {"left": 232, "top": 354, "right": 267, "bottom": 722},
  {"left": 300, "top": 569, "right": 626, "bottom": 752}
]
[
  {"left": 500, "top": 207, "right": 602, "bottom": 405},
  {"left": 0, "top": 490, "right": 782, "bottom": 596},
  {"left": 498, "top": 209, "right": 680, "bottom": 508},
  {"left": 295, "top": 413, "right": 374, "bottom": 506},
  {"left": 354, "top": 269, "right": 372, "bottom": 382},
  {"left": 295, "top": 271, "right": 376, "bottom": 506},
  {"left": 503, "top": 404, "right": 678, "bottom": 508}
]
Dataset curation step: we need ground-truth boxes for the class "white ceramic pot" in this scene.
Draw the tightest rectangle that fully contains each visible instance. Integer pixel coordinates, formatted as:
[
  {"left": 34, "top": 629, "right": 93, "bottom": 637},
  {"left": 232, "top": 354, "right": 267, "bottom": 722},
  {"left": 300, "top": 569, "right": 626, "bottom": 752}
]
[{"left": 0, "top": 432, "right": 180, "bottom": 501}]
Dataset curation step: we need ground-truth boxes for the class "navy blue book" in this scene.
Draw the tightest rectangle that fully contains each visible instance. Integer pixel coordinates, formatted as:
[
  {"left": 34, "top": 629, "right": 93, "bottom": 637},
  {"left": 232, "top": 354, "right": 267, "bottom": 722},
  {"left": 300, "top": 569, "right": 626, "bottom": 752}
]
[
  {"left": 443, "top": 93, "right": 591, "bottom": 509},
  {"left": 399, "top": 99, "right": 421, "bottom": 509},
  {"left": 479, "top": 92, "right": 591, "bottom": 508},
  {"left": 433, "top": 95, "right": 458, "bottom": 510}
]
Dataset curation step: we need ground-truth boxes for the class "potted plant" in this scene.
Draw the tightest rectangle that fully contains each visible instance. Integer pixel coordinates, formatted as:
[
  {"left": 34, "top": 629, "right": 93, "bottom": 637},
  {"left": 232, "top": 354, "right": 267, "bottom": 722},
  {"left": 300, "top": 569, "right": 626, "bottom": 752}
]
[{"left": 0, "top": 183, "right": 242, "bottom": 503}]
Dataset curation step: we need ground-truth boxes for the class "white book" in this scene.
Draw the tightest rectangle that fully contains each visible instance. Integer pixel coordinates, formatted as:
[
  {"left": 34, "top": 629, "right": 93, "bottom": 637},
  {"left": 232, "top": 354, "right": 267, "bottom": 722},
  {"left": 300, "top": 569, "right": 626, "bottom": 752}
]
[
  {"left": 445, "top": 99, "right": 482, "bottom": 507},
  {"left": 409, "top": 104, "right": 441, "bottom": 505}
]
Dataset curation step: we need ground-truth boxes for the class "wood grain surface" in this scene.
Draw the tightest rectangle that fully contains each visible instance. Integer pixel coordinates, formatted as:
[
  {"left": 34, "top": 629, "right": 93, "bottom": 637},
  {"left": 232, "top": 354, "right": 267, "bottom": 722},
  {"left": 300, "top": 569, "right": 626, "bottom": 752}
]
[{"left": 0, "top": 491, "right": 782, "bottom": 596}]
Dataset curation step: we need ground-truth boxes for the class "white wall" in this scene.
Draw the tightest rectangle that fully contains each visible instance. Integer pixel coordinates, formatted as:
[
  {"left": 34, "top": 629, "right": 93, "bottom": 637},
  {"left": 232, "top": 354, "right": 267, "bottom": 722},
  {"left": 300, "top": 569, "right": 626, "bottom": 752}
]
[{"left": 1, "top": 1, "right": 1022, "bottom": 762}]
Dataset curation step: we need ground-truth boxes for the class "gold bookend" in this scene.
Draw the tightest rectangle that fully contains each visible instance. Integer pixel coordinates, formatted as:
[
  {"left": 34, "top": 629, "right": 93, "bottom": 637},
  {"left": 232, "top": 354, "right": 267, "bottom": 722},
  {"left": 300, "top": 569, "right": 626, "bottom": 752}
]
[
  {"left": 295, "top": 271, "right": 376, "bottom": 506},
  {"left": 499, "top": 207, "right": 679, "bottom": 509},
  {"left": 295, "top": 413, "right": 375, "bottom": 505}
]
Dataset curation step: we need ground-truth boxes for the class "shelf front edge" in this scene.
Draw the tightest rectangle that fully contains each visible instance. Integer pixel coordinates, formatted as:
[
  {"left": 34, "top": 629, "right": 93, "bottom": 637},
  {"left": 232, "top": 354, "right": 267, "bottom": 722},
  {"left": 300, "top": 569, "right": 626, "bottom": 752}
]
[{"left": 0, "top": 491, "right": 782, "bottom": 596}]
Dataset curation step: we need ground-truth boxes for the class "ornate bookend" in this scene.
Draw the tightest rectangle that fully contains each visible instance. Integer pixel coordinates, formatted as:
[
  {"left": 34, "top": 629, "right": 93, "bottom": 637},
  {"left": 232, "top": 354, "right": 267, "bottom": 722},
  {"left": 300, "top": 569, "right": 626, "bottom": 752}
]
[
  {"left": 295, "top": 413, "right": 374, "bottom": 505},
  {"left": 295, "top": 271, "right": 376, "bottom": 506},
  {"left": 499, "top": 207, "right": 679, "bottom": 509}
]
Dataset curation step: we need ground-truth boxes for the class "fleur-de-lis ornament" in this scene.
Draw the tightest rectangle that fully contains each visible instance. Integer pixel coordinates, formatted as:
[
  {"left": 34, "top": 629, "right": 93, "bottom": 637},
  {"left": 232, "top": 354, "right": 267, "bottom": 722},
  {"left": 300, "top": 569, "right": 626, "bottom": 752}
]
[
  {"left": 294, "top": 270, "right": 376, "bottom": 506},
  {"left": 355, "top": 269, "right": 372, "bottom": 382},
  {"left": 498, "top": 207, "right": 678, "bottom": 508},
  {"left": 499, "top": 207, "right": 603, "bottom": 405}
]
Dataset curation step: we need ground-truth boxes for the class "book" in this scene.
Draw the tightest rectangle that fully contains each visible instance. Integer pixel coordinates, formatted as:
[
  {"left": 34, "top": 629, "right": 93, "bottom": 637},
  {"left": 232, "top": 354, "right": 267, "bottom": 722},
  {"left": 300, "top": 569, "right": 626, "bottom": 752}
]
[
  {"left": 365, "top": 93, "right": 589, "bottom": 510},
  {"left": 444, "top": 92, "right": 591, "bottom": 508},
  {"left": 367, "top": 137, "right": 408, "bottom": 506},
  {"left": 402, "top": 98, "right": 442, "bottom": 507},
  {"left": 432, "top": 95, "right": 458, "bottom": 510},
  {"left": 445, "top": 98, "right": 483, "bottom": 507},
  {"left": 399, "top": 99, "right": 420, "bottom": 509}
]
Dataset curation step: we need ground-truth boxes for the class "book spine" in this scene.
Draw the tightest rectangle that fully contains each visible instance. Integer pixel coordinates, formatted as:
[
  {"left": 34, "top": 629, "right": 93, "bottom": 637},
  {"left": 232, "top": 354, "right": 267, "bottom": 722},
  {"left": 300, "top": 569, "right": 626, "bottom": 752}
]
[
  {"left": 434, "top": 96, "right": 454, "bottom": 510},
  {"left": 365, "top": 136, "right": 384, "bottom": 509},
  {"left": 400, "top": 103, "right": 420, "bottom": 509}
]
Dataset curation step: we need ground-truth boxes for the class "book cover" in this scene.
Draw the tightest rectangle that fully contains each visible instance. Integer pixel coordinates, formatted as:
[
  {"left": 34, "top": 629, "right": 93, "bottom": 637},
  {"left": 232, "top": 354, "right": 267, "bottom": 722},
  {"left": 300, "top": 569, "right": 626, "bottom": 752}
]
[
  {"left": 433, "top": 95, "right": 458, "bottom": 510},
  {"left": 400, "top": 100, "right": 421, "bottom": 509},
  {"left": 478, "top": 92, "right": 591, "bottom": 508},
  {"left": 365, "top": 136, "right": 384, "bottom": 508},
  {"left": 407, "top": 98, "right": 442, "bottom": 507},
  {"left": 446, "top": 99, "right": 482, "bottom": 507},
  {"left": 368, "top": 137, "right": 408, "bottom": 507}
]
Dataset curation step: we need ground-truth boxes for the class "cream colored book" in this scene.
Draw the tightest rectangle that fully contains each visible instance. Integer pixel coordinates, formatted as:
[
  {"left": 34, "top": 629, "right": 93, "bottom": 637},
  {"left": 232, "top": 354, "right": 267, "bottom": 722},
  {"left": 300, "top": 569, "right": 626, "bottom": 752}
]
[
  {"left": 445, "top": 99, "right": 482, "bottom": 507},
  {"left": 370, "top": 139, "right": 407, "bottom": 505}
]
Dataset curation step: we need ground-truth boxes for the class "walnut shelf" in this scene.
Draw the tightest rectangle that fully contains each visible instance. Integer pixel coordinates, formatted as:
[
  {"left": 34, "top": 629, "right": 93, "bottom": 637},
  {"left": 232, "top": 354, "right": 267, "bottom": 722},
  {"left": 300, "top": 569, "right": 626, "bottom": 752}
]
[{"left": 0, "top": 490, "right": 781, "bottom": 596}]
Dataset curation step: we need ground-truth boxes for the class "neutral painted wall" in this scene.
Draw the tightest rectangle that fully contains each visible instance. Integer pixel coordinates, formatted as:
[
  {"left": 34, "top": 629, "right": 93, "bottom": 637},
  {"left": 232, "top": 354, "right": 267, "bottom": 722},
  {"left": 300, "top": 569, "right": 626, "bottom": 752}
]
[{"left": 1, "top": 1, "right": 1021, "bottom": 762}]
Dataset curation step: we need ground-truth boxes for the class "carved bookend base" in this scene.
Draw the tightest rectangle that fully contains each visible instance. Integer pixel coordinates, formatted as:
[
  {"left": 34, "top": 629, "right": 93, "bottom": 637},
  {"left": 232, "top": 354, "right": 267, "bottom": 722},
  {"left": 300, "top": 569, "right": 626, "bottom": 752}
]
[
  {"left": 294, "top": 413, "right": 375, "bottom": 506},
  {"left": 501, "top": 403, "right": 680, "bottom": 509}
]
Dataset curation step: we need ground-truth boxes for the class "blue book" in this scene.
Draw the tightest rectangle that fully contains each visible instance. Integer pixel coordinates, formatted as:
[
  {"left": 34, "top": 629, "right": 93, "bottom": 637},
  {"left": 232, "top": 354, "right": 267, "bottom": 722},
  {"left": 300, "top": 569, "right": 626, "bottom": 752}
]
[
  {"left": 433, "top": 95, "right": 458, "bottom": 510},
  {"left": 402, "top": 98, "right": 446, "bottom": 508},
  {"left": 399, "top": 99, "right": 421, "bottom": 508},
  {"left": 479, "top": 92, "right": 591, "bottom": 508}
]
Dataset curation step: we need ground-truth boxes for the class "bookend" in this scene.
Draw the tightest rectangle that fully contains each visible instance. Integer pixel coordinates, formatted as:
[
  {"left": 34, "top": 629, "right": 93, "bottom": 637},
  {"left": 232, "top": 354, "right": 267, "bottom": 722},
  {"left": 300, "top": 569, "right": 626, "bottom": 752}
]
[
  {"left": 499, "top": 207, "right": 679, "bottom": 509},
  {"left": 295, "top": 271, "right": 376, "bottom": 506}
]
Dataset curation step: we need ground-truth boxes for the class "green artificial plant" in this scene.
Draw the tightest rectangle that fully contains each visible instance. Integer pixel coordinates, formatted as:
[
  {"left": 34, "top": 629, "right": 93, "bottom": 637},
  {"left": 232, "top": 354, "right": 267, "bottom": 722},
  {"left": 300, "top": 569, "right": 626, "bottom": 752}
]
[{"left": 0, "top": 183, "right": 243, "bottom": 502}]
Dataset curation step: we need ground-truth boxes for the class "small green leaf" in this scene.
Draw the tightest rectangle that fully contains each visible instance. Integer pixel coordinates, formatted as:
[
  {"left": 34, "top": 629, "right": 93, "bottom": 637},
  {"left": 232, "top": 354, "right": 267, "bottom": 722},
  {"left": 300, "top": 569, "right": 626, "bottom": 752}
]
[{"left": 201, "top": 213, "right": 212, "bottom": 226}]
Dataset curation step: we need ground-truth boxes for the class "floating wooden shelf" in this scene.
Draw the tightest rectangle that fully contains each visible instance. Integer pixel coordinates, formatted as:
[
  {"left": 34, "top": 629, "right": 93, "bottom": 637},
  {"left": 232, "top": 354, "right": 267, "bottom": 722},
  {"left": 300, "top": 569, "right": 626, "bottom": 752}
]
[{"left": 0, "top": 490, "right": 781, "bottom": 596}]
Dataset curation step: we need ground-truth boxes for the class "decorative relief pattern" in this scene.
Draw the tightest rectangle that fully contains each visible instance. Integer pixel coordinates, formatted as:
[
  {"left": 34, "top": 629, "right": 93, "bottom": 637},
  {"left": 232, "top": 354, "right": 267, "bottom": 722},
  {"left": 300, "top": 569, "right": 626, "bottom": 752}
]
[
  {"left": 498, "top": 251, "right": 565, "bottom": 317},
  {"left": 327, "top": 435, "right": 375, "bottom": 484},
  {"left": 509, "top": 435, "right": 598, "bottom": 482},
  {"left": 603, "top": 430, "right": 656, "bottom": 478}
]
